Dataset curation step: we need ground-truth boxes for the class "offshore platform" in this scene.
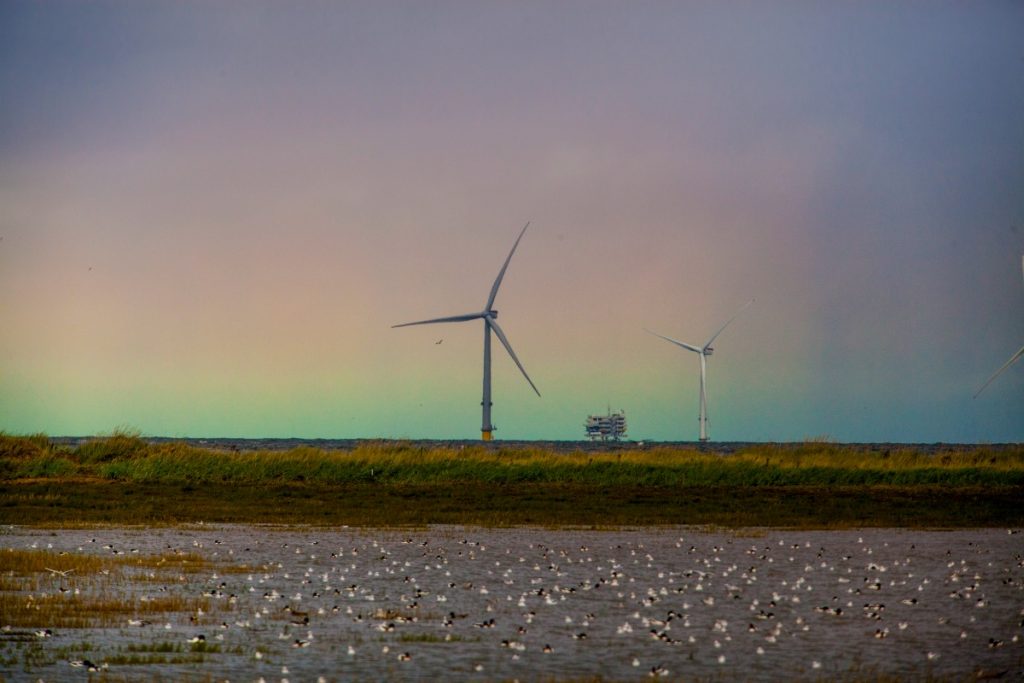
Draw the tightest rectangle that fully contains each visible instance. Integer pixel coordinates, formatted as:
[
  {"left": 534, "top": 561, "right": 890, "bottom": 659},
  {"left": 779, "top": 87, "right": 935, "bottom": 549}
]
[{"left": 584, "top": 409, "right": 627, "bottom": 441}]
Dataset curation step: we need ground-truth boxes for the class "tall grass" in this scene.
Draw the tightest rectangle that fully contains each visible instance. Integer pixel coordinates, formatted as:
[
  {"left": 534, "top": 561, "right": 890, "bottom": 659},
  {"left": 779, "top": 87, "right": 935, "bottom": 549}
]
[
  {"left": 73, "top": 428, "right": 149, "bottom": 463},
  {"left": 0, "top": 432, "right": 51, "bottom": 458},
  {"left": 2, "top": 432, "right": 1023, "bottom": 487}
]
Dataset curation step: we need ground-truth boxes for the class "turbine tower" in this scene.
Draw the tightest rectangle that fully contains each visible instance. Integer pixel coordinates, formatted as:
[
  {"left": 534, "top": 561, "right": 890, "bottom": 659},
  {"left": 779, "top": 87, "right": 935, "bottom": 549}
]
[
  {"left": 645, "top": 299, "right": 754, "bottom": 442},
  {"left": 975, "top": 254, "right": 1024, "bottom": 397},
  {"left": 393, "top": 222, "right": 540, "bottom": 441}
]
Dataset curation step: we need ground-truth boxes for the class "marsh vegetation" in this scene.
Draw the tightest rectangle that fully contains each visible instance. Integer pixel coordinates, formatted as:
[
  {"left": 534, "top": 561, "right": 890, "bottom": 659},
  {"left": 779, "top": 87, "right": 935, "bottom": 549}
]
[
  {"left": 2, "top": 432, "right": 1021, "bottom": 527},
  {"left": 1, "top": 526, "right": 1021, "bottom": 682}
]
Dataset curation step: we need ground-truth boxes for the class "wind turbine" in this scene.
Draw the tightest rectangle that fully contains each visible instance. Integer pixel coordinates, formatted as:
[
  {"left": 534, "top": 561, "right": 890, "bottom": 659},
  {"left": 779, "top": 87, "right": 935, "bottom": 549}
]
[
  {"left": 645, "top": 299, "right": 754, "bottom": 442},
  {"left": 975, "top": 255, "right": 1024, "bottom": 397},
  {"left": 393, "top": 223, "right": 540, "bottom": 441}
]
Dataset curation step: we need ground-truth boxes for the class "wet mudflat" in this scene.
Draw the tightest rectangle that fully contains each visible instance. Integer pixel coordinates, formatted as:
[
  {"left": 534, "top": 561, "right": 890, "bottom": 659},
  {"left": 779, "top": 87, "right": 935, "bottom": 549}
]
[{"left": 1, "top": 526, "right": 1022, "bottom": 682}]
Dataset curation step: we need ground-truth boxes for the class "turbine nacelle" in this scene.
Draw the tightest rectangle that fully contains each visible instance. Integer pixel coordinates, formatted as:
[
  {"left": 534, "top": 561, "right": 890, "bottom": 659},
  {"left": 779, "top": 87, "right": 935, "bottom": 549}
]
[
  {"left": 393, "top": 222, "right": 538, "bottom": 441},
  {"left": 644, "top": 298, "right": 754, "bottom": 442}
]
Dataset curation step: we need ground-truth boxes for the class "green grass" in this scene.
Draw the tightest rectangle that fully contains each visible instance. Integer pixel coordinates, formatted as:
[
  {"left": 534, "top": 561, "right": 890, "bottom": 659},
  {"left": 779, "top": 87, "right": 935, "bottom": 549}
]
[
  {"left": 3, "top": 433, "right": 1023, "bottom": 486},
  {"left": 1, "top": 433, "right": 1021, "bottom": 528}
]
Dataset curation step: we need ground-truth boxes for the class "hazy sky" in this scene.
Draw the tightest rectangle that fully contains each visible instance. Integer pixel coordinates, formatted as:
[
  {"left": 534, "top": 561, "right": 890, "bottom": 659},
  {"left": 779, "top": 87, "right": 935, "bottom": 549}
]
[{"left": 2, "top": 2, "right": 1022, "bottom": 442}]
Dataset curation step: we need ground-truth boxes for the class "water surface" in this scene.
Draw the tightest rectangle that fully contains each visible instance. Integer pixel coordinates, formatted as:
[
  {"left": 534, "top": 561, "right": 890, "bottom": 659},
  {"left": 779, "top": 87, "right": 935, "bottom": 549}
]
[{"left": 2, "top": 526, "right": 1021, "bottom": 681}]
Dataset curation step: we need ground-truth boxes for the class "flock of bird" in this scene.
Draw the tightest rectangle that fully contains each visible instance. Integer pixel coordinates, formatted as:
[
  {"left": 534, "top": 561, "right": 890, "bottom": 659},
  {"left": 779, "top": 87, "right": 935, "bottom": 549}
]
[{"left": 3, "top": 527, "right": 1022, "bottom": 681}]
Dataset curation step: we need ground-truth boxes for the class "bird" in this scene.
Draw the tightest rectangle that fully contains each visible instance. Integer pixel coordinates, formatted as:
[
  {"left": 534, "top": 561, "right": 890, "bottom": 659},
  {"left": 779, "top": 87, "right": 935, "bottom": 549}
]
[
  {"left": 392, "top": 222, "right": 540, "bottom": 441},
  {"left": 44, "top": 567, "right": 73, "bottom": 577},
  {"left": 435, "top": 339, "right": 443, "bottom": 345}
]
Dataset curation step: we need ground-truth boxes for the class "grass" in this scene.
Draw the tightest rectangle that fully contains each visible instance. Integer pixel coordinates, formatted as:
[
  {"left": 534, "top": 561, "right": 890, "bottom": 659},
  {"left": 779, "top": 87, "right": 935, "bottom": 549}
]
[
  {"left": 0, "top": 547, "right": 245, "bottom": 629},
  {"left": 1, "top": 432, "right": 1022, "bottom": 527},
  {"left": 1, "top": 546, "right": 221, "bottom": 574},
  {"left": 0, "top": 579, "right": 218, "bottom": 629},
  {"left": 4, "top": 433, "right": 1023, "bottom": 485}
]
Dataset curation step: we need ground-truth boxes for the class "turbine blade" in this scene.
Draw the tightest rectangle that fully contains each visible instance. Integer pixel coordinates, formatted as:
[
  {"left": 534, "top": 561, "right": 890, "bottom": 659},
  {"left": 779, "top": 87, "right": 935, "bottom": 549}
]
[
  {"left": 485, "top": 222, "right": 530, "bottom": 311},
  {"left": 703, "top": 298, "right": 755, "bottom": 349},
  {"left": 392, "top": 312, "right": 482, "bottom": 328},
  {"left": 643, "top": 328, "right": 702, "bottom": 354},
  {"left": 974, "top": 345, "right": 1024, "bottom": 397},
  {"left": 487, "top": 318, "right": 540, "bottom": 396}
]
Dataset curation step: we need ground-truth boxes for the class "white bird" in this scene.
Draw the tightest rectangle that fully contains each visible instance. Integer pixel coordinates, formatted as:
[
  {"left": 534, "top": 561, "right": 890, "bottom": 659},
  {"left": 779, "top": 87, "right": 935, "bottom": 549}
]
[{"left": 44, "top": 567, "right": 73, "bottom": 577}]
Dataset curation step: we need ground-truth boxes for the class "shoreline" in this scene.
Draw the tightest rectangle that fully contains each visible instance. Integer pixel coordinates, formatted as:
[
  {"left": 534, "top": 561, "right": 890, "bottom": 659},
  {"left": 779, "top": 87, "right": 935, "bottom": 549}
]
[{"left": 46, "top": 436, "right": 1024, "bottom": 454}]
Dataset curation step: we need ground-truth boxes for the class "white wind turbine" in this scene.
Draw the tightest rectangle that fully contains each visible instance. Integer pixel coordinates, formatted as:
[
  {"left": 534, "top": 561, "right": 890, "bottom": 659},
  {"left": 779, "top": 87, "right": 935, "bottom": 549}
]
[
  {"left": 645, "top": 299, "right": 754, "bottom": 442},
  {"left": 975, "top": 255, "right": 1024, "bottom": 397},
  {"left": 393, "top": 223, "right": 540, "bottom": 441}
]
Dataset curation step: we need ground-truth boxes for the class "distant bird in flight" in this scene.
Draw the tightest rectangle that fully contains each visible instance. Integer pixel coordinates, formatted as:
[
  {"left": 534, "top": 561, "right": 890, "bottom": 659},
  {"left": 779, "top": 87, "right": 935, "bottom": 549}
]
[
  {"left": 393, "top": 222, "right": 539, "bottom": 441},
  {"left": 435, "top": 339, "right": 444, "bottom": 345}
]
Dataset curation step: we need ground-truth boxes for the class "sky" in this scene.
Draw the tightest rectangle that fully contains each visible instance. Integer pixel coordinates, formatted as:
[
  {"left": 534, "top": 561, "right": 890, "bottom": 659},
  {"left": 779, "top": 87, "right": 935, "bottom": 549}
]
[{"left": 1, "top": 1, "right": 1022, "bottom": 443}]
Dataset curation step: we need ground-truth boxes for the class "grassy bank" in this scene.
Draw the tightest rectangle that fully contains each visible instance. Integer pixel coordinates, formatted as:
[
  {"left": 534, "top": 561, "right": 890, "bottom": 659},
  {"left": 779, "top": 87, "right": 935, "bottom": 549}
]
[{"left": 2, "top": 433, "right": 1022, "bottom": 527}]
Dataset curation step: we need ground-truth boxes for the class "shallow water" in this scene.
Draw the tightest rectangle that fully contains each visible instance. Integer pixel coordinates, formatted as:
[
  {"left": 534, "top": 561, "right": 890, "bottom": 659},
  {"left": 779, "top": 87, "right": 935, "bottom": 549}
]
[{"left": 2, "top": 526, "right": 1022, "bottom": 681}]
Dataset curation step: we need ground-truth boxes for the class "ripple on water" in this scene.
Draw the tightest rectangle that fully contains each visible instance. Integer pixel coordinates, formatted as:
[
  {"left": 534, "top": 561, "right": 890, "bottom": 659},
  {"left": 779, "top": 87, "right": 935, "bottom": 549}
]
[{"left": 1, "top": 526, "right": 1022, "bottom": 681}]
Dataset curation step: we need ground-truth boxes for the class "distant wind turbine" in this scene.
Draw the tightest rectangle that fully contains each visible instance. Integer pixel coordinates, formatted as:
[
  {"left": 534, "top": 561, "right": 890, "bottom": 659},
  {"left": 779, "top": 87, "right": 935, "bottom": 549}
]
[
  {"left": 645, "top": 299, "right": 754, "bottom": 442},
  {"left": 975, "top": 255, "right": 1024, "bottom": 397},
  {"left": 393, "top": 223, "right": 540, "bottom": 441}
]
